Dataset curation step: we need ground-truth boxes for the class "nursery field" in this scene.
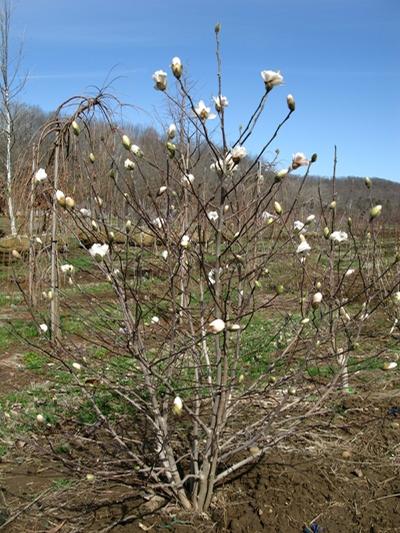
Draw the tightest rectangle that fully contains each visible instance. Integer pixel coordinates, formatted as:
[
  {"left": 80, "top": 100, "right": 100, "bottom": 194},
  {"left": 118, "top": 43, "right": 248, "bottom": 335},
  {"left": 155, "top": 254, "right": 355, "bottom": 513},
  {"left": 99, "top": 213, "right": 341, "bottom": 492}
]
[{"left": 0, "top": 234, "right": 399, "bottom": 533}]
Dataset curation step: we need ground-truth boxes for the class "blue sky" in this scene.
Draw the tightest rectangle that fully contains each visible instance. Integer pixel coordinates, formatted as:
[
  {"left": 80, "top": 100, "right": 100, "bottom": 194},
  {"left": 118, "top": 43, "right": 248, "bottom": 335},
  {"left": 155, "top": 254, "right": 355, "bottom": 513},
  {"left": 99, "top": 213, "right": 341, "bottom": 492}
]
[{"left": 10, "top": 0, "right": 400, "bottom": 181}]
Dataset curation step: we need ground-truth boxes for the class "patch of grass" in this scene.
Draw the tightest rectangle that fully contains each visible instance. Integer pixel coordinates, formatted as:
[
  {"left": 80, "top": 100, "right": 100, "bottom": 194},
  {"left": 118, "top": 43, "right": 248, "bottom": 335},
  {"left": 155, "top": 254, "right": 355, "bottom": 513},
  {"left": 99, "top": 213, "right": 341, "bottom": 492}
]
[
  {"left": 23, "top": 351, "right": 49, "bottom": 371},
  {"left": 307, "top": 365, "right": 335, "bottom": 378},
  {"left": 68, "top": 254, "right": 93, "bottom": 270},
  {"left": 0, "top": 319, "right": 38, "bottom": 350},
  {"left": 52, "top": 478, "right": 75, "bottom": 490},
  {"left": 0, "top": 292, "right": 22, "bottom": 306}
]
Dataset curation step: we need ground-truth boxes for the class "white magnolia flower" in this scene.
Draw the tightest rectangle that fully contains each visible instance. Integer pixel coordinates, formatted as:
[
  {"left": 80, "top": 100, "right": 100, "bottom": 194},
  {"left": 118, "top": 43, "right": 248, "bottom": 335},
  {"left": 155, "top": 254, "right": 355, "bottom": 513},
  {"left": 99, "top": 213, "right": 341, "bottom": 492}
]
[
  {"left": 167, "top": 123, "right": 176, "bottom": 139},
  {"left": 124, "top": 158, "right": 136, "bottom": 170},
  {"left": 80, "top": 208, "right": 91, "bottom": 217},
  {"left": 34, "top": 168, "right": 47, "bottom": 183},
  {"left": 296, "top": 236, "right": 311, "bottom": 255},
  {"left": 261, "top": 211, "right": 277, "bottom": 222},
  {"left": 383, "top": 361, "right": 397, "bottom": 371},
  {"left": 306, "top": 214, "right": 316, "bottom": 224},
  {"left": 171, "top": 56, "right": 182, "bottom": 78},
  {"left": 345, "top": 268, "right": 355, "bottom": 277},
  {"left": 56, "top": 190, "right": 66, "bottom": 206},
  {"left": 389, "top": 318, "right": 398, "bottom": 334},
  {"left": 394, "top": 291, "right": 400, "bottom": 304},
  {"left": 36, "top": 414, "right": 45, "bottom": 424},
  {"left": 208, "top": 267, "right": 222, "bottom": 285},
  {"left": 208, "top": 318, "right": 226, "bottom": 334},
  {"left": 213, "top": 95, "right": 229, "bottom": 111},
  {"left": 161, "top": 250, "right": 168, "bottom": 260},
  {"left": 291, "top": 152, "right": 309, "bottom": 169},
  {"left": 194, "top": 100, "right": 216, "bottom": 121},
  {"left": 153, "top": 217, "right": 165, "bottom": 229},
  {"left": 208, "top": 270, "right": 216, "bottom": 285},
  {"left": 314, "top": 292, "right": 323, "bottom": 304},
  {"left": 152, "top": 69, "right": 167, "bottom": 91},
  {"left": 260, "top": 70, "right": 283, "bottom": 89},
  {"left": 294, "top": 220, "right": 306, "bottom": 233},
  {"left": 231, "top": 145, "right": 247, "bottom": 163},
  {"left": 39, "top": 323, "right": 48, "bottom": 333},
  {"left": 207, "top": 211, "right": 219, "bottom": 222},
  {"left": 130, "top": 144, "right": 143, "bottom": 157},
  {"left": 151, "top": 316, "right": 160, "bottom": 325},
  {"left": 35, "top": 237, "right": 43, "bottom": 244},
  {"left": 158, "top": 185, "right": 167, "bottom": 196},
  {"left": 89, "top": 243, "right": 109, "bottom": 259},
  {"left": 72, "top": 362, "right": 82, "bottom": 371},
  {"left": 180, "top": 235, "right": 190, "bottom": 248},
  {"left": 181, "top": 173, "right": 195, "bottom": 186},
  {"left": 210, "top": 157, "right": 235, "bottom": 176},
  {"left": 230, "top": 324, "right": 241, "bottom": 331},
  {"left": 339, "top": 306, "right": 351, "bottom": 322},
  {"left": 330, "top": 231, "right": 348, "bottom": 243},
  {"left": 61, "top": 264, "right": 74, "bottom": 274},
  {"left": 173, "top": 396, "right": 183, "bottom": 415}
]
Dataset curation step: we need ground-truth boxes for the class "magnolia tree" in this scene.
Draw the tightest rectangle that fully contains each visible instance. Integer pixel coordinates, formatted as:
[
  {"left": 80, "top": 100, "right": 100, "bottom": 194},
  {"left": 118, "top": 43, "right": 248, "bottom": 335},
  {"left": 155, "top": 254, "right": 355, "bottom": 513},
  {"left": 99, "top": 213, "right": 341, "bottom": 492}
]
[{"left": 21, "top": 27, "right": 399, "bottom": 515}]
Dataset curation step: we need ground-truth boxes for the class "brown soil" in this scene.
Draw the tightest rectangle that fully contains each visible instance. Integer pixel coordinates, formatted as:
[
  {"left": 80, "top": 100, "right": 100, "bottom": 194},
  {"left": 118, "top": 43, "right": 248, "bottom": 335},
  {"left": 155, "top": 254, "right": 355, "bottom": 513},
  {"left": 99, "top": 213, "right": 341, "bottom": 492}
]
[{"left": 1, "top": 385, "right": 399, "bottom": 532}]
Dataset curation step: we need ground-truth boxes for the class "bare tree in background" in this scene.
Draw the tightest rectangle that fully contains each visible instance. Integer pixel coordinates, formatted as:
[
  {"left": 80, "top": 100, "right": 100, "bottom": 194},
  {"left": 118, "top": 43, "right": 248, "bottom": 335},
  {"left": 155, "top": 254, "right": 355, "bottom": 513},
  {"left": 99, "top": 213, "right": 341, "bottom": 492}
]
[{"left": 0, "top": 0, "right": 26, "bottom": 235}]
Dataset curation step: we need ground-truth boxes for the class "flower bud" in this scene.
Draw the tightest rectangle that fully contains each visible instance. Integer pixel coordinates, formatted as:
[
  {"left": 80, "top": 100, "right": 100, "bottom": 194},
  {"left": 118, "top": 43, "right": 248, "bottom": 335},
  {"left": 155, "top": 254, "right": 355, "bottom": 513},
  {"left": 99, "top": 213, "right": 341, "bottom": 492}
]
[
  {"left": 369, "top": 205, "right": 382, "bottom": 220},
  {"left": 311, "top": 153, "right": 318, "bottom": 163},
  {"left": 12, "top": 249, "right": 21, "bottom": 259},
  {"left": 89, "top": 152, "right": 95, "bottom": 163},
  {"left": 36, "top": 414, "right": 45, "bottom": 424},
  {"left": 166, "top": 142, "right": 176, "bottom": 159},
  {"left": 215, "top": 22, "right": 221, "bottom": 33},
  {"left": 329, "top": 200, "right": 336, "bottom": 210},
  {"left": 273, "top": 201, "right": 282, "bottom": 215},
  {"left": 347, "top": 217, "right": 352, "bottom": 227},
  {"left": 122, "top": 134, "right": 131, "bottom": 150},
  {"left": 275, "top": 168, "right": 289, "bottom": 182},
  {"left": 276, "top": 284, "right": 284, "bottom": 295},
  {"left": 65, "top": 196, "right": 75, "bottom": 209},
  {"left": 364, "top": 177, "right": 372, "bottom": 189},
  {"left": 316, "top": 281, "right": 322, "bottom": 289},
  {"left": 323, "top": 227, "right": 330, "bottom": 239},
  {"left": 286, "top": 94, "right": 295, "bottom": 111},
  {"left": 71, "top": 120, "right": 80, "bottom": 136}
]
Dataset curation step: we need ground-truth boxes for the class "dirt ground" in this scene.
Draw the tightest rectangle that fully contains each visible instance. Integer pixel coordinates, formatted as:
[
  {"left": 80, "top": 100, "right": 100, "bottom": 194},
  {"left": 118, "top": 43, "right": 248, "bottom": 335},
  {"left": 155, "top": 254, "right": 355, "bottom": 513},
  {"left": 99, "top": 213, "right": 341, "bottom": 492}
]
[{"left": 0, "top": 381, "right": 399, "bottom": 533}]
